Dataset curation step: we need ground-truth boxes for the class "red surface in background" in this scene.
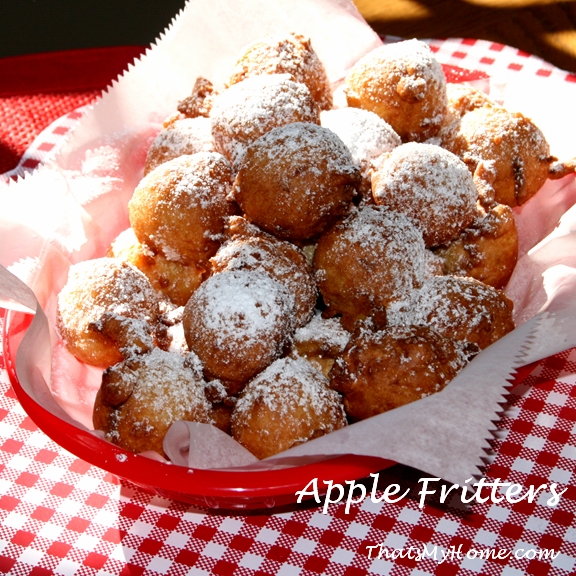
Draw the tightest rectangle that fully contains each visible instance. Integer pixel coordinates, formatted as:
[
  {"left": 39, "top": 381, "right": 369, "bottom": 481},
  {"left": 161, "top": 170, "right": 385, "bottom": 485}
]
[{"left": 0, "top": 46, "right": 145, "bottom": 174}]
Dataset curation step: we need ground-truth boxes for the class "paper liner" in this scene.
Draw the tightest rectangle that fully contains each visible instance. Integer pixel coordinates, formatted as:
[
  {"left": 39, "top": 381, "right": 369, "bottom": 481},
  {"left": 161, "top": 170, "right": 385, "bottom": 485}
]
[
  {"left": 2, "top": 0, "right": 576, "bottom": 486},
  {"left": 54, "top": 0, "right": 382, "bottom": 171}
]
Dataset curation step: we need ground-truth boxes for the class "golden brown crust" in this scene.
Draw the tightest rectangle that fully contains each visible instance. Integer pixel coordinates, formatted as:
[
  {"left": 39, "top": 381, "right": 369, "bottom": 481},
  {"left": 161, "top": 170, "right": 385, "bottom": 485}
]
[
  {"left": 144, "top": 115, "right": 215, "bottom": 176},
  {"left": 63, "top": 36, "right": 552, "bottom": 462},
  {"left": 211, "top": 74, "right": 320, "bottom": 167},
  {"left": 177, "top": 77, "right": 218, "bottom": 119},
  {"left": 211, "top": 403, "right": 234, "bottom": 435},
  {"left": 231, "top": 356, "right": 346, "bottom": 459},
  {"left": 108, "top": 228, "right": 207, "bottom": 306},
  {"left": 445, "top": 106, "right": 553, "bottom": 207},
  {"left": 371, "top": 142, "right": 478, "bottom": 247},
  {"left": 433, "top": 203, "right": 519, "bottom": 289},
  {"left": 329, "top": 325, "right": 468, "bottom": 421},
  {"left": 233, "top": 122, "right": 360, "bottom": 242},
  {"left": 57, "top": 258, "right": 161, "bottom": 368},
  {"left": 210, "top": 216, "right": 317, "bottom": 328},
  {"left": 388, "top": 275, "right": 515, "bottom": 350},
  {"left": 87, "top": 312, "right": 167, "bottom": 358},
  {"left": 226, "top": 32, "right": 332, "bottom": 111},
  {"left": 549, "top": 156, "right": 576, "bottom": 180},
  {"left": 446, "top": 82, "right": 494, "bottom": 118},
  {"left": 313, "top": 206, "right": 427, "bottom": 330},
  {"left": 345, "top": 40, "right": 447, "bottom": 142},
  {"left": 291, "top": 312, "right": 352, "bottom": 377},
  {"left": 93, "top": 349, "right": 213, "bottom": 457},
  {"left": 128, "top": 152, "right": 235, "bottom": 266},
  {"left": 182, "top": 269, "right": 295, "bottom": 394},
  {"left": 320, "top": 107, "right": 402, "bottom": 205}
]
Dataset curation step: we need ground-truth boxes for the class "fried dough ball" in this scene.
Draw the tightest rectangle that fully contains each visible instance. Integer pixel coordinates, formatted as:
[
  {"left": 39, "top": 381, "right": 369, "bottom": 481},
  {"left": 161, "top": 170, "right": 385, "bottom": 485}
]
[
  {"left": 128, "top": 152, "right": 234, "bottom": 266},
  {"left": 177, "top": 77, "right": 218, "bottom": 119},
  {"left": 233, "top": 122, "right": 361, "bottom": 241},
  {"left": 211, "top": 74, "right": 320, "bottom": 166},
  {"left": 231, "top": 356, "right": 347, "bottom": 459},
  {"left": 57, "top": 258, "right": 162, "bottom": 367},
  {"left": 372, "top": 143, "right": 478, "bottom": 247},
  {"left": 291, "top": 311, "right": 352, "bottom": 377},
  {"left": 320, "top": 107, "right": 401, "bottom": 202},
  {"left": 88, "top": 311, "right": 171, "bottom": 359},
  {"left": 313, "top": 206, "right": 427, "bottom": 330},
  {"left": 329, "top": 325, "right": 469, "bottom": 421},
  {"left": 226, "top": 32, "right": 332, "bottom": 111},
  {"left": 108, "top": 228, "right": 206, "bottom": 306},
  {"left": 434, "top": 203, "right": 518, "bottom": 288},
  {"left": 445, "top": 106, "right": 555, "bottom": 207},
  {"left": 210, "top": 216, "right": 317, "bottom": 328},
  {"left": 437, "top": 84, "right": 495, "bottom": 148},
  {"left": 93, "top": 348, "right": 213, "bottom": 457},
  {"left": 144, "top": 115, "right": 214, "bottom": 175},
  {"left": 446, "top": 82, "right": 494, "bottom": 118},
  {"left": 344, "top": 39, "right": 448, "bottom": 142},
  {"left": 388, "top": 275, "right": 514, "bottom": 350},
  {"left": 182, "top": 269, "right": 295, "bottom": 394}
]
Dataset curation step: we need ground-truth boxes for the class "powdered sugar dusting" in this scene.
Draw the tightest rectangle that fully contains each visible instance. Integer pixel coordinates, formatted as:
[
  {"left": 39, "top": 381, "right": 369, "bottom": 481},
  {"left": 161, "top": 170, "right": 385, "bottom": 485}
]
[
  {"left": 145, "top": 116, "right": 215, "bottom": 174},
  {"left": 101, "top": 347, "right": 213, "bottom": 445},
  {"left": 320, "top": 108, "right": 401, "bottom": 171},
  {"left": 445, "top": 106, "right": 552, "bottom": 206},
  {"left": 57, "top": 258, "right": 159, "bottom": 340},
  {"left": 168, "top": 153, "right": 229, "bottom": 211},
  {"left": 247, "top": 122, "right": 358, "bottom": 178},
  {"left": 424, "top": 249, "right": 446, "bottom": 278},
  {"left": 373, "top": 142, "right": 478, "bottom": 246},
  {"left": 387, "top": 275, "right": 514, "bottom": 348},
  {"left": 329, "top": 206, "right": 427, "bottom": 299},
  {"left": 227, "top": 32, "right": 332, "bottom": 110},
  {"left": 129, "top": 348, "right": 209, "bottom": 416},
  {"left": 457, "top": 107, "right": 548, "bottom": 164},
  {"left": 167, "top": 320, "right": 189, "bottom": 355},
  {"left": 185, "top": 269, "right": 295, "bottom": 353},
  {"left": 234, "top": 356, "right": 345, "bottom": 422},
  {"left": 294, "top": 310, "right": 351, "bottom": 352},
  {"left": 344, "top": 39, "right": 447, "bottom": 141},
  {"left": 211, "top": 229, "right": 316, "bottom": 327},
  {"left": 354, "top": 39, "right": 445, "bottom": 101},
  {"left": 313, "top": 206, "right": 429, "bottom": 327},
  {"left": 129, "top": 151, "right": 233, "bottom": 264},
  {"left": 334, "top": 324, "right": 471, "bottom": 400},
  {"left": 404, "top": 276, "right": 490, "bottom": 329},
  {"left": 211, "top": 74, "right": 319, "bottom": 166}
]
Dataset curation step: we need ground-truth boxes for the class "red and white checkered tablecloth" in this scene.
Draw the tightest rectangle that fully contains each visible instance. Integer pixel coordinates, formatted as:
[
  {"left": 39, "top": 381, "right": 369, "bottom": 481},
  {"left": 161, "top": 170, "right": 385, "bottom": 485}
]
[{"left": 1, "top": 38, "right": 576, "bottom": 576}]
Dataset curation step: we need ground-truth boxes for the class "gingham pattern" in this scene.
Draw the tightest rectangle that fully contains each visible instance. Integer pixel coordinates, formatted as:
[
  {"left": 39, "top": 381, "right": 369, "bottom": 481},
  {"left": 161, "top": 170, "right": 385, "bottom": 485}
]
[
  {"left": 398, "top": 36, "right": 576, "bottom": 83},
  {"left": 2, "top": 38, "right": 576, "bottom": 575},
  {"left": 0, "top": 105, "right": 92, "bottom": 187}
]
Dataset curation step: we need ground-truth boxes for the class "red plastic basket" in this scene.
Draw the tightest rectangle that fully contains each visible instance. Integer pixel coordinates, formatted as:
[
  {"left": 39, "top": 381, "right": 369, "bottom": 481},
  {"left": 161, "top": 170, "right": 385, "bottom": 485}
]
[{"left": 2, "top": 308, "right": 392, "bottom": 511}]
